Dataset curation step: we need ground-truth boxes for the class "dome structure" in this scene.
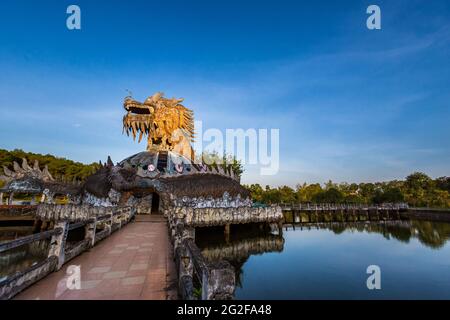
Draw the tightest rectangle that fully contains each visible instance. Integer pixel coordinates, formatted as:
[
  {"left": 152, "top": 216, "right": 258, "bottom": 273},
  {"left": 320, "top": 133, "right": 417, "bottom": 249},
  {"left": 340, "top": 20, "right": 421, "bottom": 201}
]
[
  {"left": 118, "top": 151, "right": 239, "bottom": 181},
  {"left": 119, "top": 151, "right": 195, "bottom": 177}
]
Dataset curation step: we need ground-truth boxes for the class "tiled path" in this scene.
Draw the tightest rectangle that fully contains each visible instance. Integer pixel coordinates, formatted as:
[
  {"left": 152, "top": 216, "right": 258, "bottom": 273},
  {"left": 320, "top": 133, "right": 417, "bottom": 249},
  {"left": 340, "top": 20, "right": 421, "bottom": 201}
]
[{"left": 15, "top": 216, "right": 178, "bottom": 300}]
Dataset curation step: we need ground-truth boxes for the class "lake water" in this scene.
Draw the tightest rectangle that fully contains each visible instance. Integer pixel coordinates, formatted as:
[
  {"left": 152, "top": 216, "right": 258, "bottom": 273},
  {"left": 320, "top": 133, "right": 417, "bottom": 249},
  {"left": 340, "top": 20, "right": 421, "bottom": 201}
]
[
  {"left": 0, "top": 240, "right": 49, "bottom": 282},
  {"left": 197, "top": 220, "right": 450, "bottom": 300}
]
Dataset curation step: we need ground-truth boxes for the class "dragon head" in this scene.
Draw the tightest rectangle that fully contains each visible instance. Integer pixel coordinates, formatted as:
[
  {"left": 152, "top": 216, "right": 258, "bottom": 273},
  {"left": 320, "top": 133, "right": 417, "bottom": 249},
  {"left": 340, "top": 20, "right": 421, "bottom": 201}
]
[
  {"left": 124, "top": 96, "right": 155, "bottom": 115},
  {"left": 122, "top": 94, "right": 158, "bottom": 144},
  {"left": 122, "top": 92, "right": 194, "bottom": 155}
]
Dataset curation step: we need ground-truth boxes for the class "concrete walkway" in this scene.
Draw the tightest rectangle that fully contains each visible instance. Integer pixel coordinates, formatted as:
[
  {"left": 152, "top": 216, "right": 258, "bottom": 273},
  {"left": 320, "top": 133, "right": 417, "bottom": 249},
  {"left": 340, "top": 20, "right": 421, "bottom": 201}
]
[{"left": 15, "top": 216, "right": 177, "bottom": 300}]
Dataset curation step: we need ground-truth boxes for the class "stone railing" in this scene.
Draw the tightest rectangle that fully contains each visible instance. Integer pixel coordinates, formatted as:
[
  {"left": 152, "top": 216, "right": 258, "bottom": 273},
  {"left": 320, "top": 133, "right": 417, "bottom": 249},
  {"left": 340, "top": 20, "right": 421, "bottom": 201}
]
[
  {"left": 165, "top": 204, "right": 284, "bottom": 300},
  {"left": 169, "top": 206, "right": 283, "bottom": 227},
  {"left": 35, "top": 204, "right": 130, "bottom": 222},
  {"left": 0, "top": 205, "right": 37, "bottom": 220},
  {"left": 0, "top": 204, "right": 135, "bottom": 300},
  {"left": 172, "top": 222, "right": 235, "bottom": 300},
  {"left": 279, "top": 203, "right": 409, "bottom": 211}
]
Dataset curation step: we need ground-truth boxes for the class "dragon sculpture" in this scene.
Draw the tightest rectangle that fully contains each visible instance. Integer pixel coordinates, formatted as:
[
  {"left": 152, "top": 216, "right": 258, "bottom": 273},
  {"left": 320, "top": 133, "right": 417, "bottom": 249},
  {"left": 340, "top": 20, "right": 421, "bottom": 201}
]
[
  {"left": 1, "top": 158, "right": 54, "bottom": 184},
  {"left": 1, "top": 91, "right": 249, "bottom": 209},
  {"left": 0, "top": 158, "right": 81, "bottom": 202},
  {"left": 123, "top": 92, "right": 195, "bottom": 158}
]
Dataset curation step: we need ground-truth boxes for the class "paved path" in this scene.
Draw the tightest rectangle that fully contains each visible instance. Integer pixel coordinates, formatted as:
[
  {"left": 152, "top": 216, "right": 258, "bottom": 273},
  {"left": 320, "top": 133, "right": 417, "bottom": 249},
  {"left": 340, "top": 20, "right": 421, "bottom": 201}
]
[{"left": 15, "top": 216, "right": 177, "bottom": 300}]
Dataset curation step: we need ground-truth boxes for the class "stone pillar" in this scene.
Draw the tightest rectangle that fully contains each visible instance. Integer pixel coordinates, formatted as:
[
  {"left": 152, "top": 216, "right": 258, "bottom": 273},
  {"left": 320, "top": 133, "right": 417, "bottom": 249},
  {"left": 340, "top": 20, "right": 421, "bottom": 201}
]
[
  {"left": 32, "top": 219, "right": 41, "bottom": 233},
  {"left": 85, "top": 217, "right": 97, "bottom": 247},
  {"left": 224, "top": 224, "right": 230, "bottom": 243},
  {"left": 205, "top": 261, "right": 235, "bottom": 300},
  {"left": 107, "top": 211, "right": 113, "bottom": 235},
  {"left": 8, "top": 193, "right": 14, "bottom": 205},
  {"left": 119, "top": 209, "right": 126, "bottom": 228},
  {"left": 48, "top": 221, "right": 69, "bottom": 270},
  {"left": 173, "top": 222, "right": 195, "bottom": 252},
  {"left": 116, "top": 210, "right": 123, "bottom": 229},
  {"left": 278, "top": 221, "right": 283, "bottom": 236},
  {"left": 122, "top": 209, "right": 129, "bottom": 225},
  {"left": 0, "top": 192, "right": 3, "bottom": 205},
  {"left": 148, "top": 193, "right": 153, "bottom": 215},
  {"left": 178, "top": 246, "right": 194, "bottom": 300}
]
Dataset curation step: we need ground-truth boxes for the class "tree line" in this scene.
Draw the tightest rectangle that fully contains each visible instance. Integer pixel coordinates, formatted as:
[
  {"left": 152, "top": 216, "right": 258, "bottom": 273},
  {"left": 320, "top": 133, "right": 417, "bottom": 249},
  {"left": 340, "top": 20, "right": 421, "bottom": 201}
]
[
  {"left": 1, "top": 149, "right": 448, "bottom": 208},
  {"left": 0, "top": 149, "right": 101, "bottom": 186},
  {"left": 244, "top": 172, "right": 450, "bottom": 208}
]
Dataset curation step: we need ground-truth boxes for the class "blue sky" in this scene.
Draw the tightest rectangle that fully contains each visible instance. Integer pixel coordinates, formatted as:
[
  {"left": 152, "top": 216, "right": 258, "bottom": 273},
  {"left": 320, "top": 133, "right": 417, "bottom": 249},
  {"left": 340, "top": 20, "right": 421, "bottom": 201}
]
[{"left": 0, "top": 0, "right": 449, "bottom": 187}]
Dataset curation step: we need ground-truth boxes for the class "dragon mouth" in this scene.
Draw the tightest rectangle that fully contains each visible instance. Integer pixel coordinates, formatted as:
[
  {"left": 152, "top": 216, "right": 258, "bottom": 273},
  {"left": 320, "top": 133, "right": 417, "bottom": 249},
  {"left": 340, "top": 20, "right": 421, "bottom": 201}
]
[
  {"left": 123, "top": 97, "right": 157, "bottom": 143},
  {"left": 124, "top": 98, "right": 154, "bottom": 115},
  {"left": 123, "top": 113, "right": 155, "bottom": 143}
]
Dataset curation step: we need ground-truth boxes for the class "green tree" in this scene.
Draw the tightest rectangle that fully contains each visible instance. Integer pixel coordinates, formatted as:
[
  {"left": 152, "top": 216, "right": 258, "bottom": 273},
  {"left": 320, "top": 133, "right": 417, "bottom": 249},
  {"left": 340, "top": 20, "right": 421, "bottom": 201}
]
[
  {"left": 312, "top": 187, "right": 344, "bottom": 203},
  {"left": 435, "top": 177, "right": 450, "bottom": 192},
  {"left": 296, "top": 183, "right": 323, "bottom": 202},
  {"left": 278, "top": 186, "right": 296, "bottom": 203},
  {"left": 244, "top": 184, "right": 264, "bottom": 203}
]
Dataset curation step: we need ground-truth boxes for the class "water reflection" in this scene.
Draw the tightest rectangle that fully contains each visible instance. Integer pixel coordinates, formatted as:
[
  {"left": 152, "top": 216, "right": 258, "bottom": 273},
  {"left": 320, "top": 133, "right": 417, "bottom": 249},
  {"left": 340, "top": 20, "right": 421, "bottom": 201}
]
[
  {"left": 0, "top": 240, "right": 50, "bottom": 281},
  {"left": 284, "top": 220, "right": 450, "bottom": 249},
  {"left": 196, "top": 219, "right": 450, "bottom": 299},
  {"left": 196, "top": 227, "right": 284, "bottom": 287},
  {"left": 196, "top": 227, "right": 288, "bottom": 294}
]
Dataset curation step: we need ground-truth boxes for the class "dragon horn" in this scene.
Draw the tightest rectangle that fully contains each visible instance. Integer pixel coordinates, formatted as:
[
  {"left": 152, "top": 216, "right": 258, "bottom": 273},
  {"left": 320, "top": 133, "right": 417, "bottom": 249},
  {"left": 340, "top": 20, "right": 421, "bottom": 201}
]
[
  {"left": 3, "top": 165, "right": 13, "bottom": 177},
  {"left": 107, "top": 156, "right": 114, "bottom": 167}
]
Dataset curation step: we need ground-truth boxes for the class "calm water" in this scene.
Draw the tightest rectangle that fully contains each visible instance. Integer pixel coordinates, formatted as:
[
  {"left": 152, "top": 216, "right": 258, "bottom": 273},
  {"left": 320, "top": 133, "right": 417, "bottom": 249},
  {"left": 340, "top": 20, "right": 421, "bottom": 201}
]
[
  {"left": 0, "top": 240, "right": 49, "bottom": 281},
  {"left": 197, "top": 220, "right": 450, "bottom": 299}
]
